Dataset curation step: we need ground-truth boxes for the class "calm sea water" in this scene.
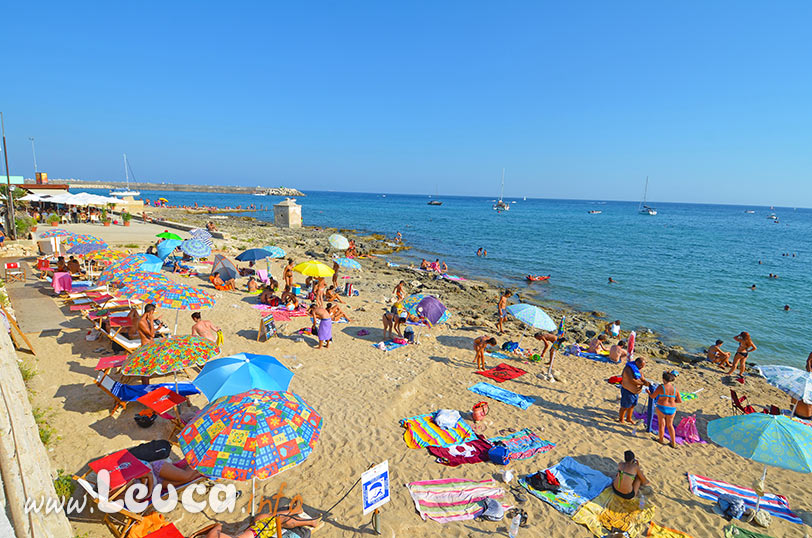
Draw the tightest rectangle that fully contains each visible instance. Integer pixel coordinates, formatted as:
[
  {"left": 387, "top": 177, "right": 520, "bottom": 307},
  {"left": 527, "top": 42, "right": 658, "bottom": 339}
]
[{"left": 90, "top": 189, "right": 810, "bottom": 368}]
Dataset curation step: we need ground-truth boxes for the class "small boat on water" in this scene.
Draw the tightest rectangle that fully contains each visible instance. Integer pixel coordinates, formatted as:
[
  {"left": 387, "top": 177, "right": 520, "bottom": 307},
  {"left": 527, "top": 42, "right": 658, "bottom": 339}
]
[
  {"left": 493, "top": 168, "right": 510, "bottom": 212},
  {"left": 767, "top": 214, "right": 777, "bottom": 220},
  {"left": 588, "top": 210, "right": 602, "bottom": 214},
  {"left": 427, "top": 200, "right": 442, "bottom": 206},
  {"left": 110, "top": 154, "right": 140, "bottom": 197},
  {"left": 744, "top": 210, "right": 755, "bottom": 214},
  {"left": 638, "top": 176, "right": 656, "bottom": 215},
  {"left": 526, "top": 275, "right": 551, "bottom": 282}
]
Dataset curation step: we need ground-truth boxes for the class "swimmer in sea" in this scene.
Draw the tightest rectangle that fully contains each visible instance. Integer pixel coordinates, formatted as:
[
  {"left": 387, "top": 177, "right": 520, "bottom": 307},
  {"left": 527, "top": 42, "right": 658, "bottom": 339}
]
[
  {"left": 750, "top": 284, "right": 756, "bottom": 290},
  {"left": 608, "top": 277, "right": 617, "bottom": 284}
]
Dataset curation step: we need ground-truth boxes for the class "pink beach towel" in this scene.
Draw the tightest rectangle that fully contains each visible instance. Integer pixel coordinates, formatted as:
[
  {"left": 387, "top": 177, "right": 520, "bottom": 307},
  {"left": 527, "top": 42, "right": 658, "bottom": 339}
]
[{"left": 406, "top": 478, "right": 509, "bottom": 523}]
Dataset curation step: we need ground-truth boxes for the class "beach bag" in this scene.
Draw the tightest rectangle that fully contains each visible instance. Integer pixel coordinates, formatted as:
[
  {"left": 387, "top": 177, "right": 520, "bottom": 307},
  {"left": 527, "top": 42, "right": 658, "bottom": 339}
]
[
  {"left": 478, "top": 497, "right": 505, "bottom": 521},
  {"left": 434, "top": 409, "right": 461, "bottom": 430},
  {"left": 675, "top": 415, "right": 701, "bottom": 443},
  {"left": 488, "top": 446, "right": 510, "bottom": 465},
  {"left": 502, "top": 341, "right": 519, "bottom": 352},
  {"left": 752, "top": 509, "right": 771, "bottom": 528},
  {"left": 404, "top": 327, "right": 414, "bottom": 343},
  {"left": 716, "top": 493, "right": 746, "bottom": 520},
  {"left": 134, "top": 409, "right": 157, "bottom": 428},
  {"left": 568, "top": 344, "right": 581, "bottom": 356},
  {"left": 128, "top": 440, "right": 172, "bottom": 462}
]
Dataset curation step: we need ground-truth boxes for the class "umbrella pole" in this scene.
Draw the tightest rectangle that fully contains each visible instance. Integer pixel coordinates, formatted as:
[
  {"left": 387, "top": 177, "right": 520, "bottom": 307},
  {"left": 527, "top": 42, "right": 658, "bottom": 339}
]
[
  {"left": 173, "top": 309, "right": 179, "bottom": 335},
  {"left": 754, "top": 465, "right": 767, "bottom": 513},
  {"left": 173, "top": 371, "right": 179, "bottom": 395},
  {"left": 251, "top": 475, "right": 256, "bottom": 518}
]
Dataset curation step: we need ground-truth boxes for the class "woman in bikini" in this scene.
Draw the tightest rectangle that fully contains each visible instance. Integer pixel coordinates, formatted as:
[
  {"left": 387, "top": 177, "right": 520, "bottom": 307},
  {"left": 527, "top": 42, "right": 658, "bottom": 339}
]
[
  {"left": 650, "top": 371, "right": 682, "bottom": 448},
  {"left": 612, "top": 450, "right": 649, "bottom": 500},
  {"left": 727, "top": 331, "right": 756, "bottom": 380}
]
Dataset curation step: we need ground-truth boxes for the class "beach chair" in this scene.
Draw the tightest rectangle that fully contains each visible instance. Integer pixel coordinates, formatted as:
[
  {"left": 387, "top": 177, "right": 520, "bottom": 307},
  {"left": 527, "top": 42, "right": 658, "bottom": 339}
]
[
  {"left": 4, "top": 262, "right": 25, "bottom": 283},
  {"left": 730, "top": 389, "right": 757, "bottom": 415},
  {"left": 99, "top": 326, "right": 142, "bottom": 354},
  {"left": 36, "top": 258, "right": 52, "bottom": 279}
]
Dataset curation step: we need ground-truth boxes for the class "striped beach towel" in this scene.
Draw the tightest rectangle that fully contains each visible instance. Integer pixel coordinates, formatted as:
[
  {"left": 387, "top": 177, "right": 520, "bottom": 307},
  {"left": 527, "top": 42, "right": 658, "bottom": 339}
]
[
  {"left": 400, "top": 413, "right": 477, "bottom": 449},
  {"left": 487, "top": 428, "right": 555, "bottom": 461},
  {"left": 686, "top": 474, "right": 802, "bottom": 524},
  {"left": 406, "top": 478, "right": 509, "bottom": 523}
]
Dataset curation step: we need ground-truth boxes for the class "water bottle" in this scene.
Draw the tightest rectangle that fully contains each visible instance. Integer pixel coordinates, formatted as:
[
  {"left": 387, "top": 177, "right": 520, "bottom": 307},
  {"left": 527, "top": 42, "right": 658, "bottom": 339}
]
[
  {"left": 508, "top": 513, "right": 521, "bottom": 538},
  {"left": 638, "top": 493, "right": 646, "bottom": 511}
]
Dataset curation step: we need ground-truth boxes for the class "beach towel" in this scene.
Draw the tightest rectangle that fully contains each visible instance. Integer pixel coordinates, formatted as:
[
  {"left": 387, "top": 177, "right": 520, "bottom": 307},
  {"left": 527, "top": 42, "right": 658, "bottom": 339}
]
[
  {"left": 486, "top": 428, "right": 555, "bottom": 461},
  {"left": 406, "top": 478, "right": 509, "bottom": 523},
  {"left": 468, "top": 382, "right": 535, "bottom": 410},
  {"left": 372, "top": 340, "right": 407, "bottom": 352},
  {"left": 631, "top": 414, "right": 707, "bottom": 445},
  {"left": 646, "top": 522, "right": 695, "bottom": 538},
  {"left": 484, "top": 349, "right": 513, "bottom": 360},
  {"left": 400, "top": 413, "right": 477, "bottom": 449},
  {"left": 518, "top": 457, "right": 612, "bottom": 515},
  {"left": 427, "top": 436, "right": 492, "bottom": 466},
  {"left": 572, "top": 487, "right": 656, "bottom": 538},
  {"left": 317, "top": 318, "right": 332, "bottom": 341},
  {"left": 723, "top": 525, "right": 774, "bottom": 538},
  {"left": 580, "top": 352, "right": 617, "bottom": 363},
  {"left": 686, "top": 474, "right": 802, "bottom": 524},
  {"left": 475, "top": 363, "right": 527, "bottom": 383}
]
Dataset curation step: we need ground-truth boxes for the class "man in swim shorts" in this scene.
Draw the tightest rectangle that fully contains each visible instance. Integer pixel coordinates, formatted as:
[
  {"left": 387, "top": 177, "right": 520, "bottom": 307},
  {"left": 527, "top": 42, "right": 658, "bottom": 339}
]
[
  {"left": 707, "top": 339, "right": 731, "bottom": 368},
  {"left": 496, "top": 290, "right": 511, "bottom": 334},
  {"left": 609, "top": 340, "right": 628, "bottom": 363},
  {"left": 618, "top": 357, "right": 651, "bottom": 424}
]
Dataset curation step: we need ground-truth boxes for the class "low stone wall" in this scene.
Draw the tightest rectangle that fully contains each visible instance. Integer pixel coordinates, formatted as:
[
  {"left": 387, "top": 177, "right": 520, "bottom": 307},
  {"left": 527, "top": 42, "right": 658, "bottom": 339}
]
[{"left": 0, "top": 329, "right": 72, "bottom": 537}]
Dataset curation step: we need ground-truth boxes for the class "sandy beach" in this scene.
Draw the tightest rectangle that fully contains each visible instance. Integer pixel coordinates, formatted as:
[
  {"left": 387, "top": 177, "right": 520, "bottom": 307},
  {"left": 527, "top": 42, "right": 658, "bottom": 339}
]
[{"left": 11, "top": 215, "right": 810, "bottom": 537}]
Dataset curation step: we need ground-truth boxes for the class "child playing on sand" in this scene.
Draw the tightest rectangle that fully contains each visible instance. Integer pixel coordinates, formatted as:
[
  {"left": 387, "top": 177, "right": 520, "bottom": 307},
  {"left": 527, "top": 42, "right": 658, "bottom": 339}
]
[{"left": 473, "top": 336, "right": 497, "bottom": 370}]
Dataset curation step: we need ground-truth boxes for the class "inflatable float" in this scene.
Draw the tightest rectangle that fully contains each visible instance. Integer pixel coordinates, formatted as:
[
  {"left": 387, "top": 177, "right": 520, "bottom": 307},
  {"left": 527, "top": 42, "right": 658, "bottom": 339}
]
[{"left": 525, "top": 275, "right": 551, "bottom": 282}]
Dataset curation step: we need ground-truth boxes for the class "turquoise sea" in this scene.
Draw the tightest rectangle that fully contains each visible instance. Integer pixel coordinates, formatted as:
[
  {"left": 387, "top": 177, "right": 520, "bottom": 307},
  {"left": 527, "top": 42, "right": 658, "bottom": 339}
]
[{"left": 89, "top": 189, "right": 810, "bottom": 369}]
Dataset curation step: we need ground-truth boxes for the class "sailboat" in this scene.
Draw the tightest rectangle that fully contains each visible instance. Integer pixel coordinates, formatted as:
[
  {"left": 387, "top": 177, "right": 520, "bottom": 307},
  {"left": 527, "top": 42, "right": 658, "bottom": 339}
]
[
  {"left": 427, "top": 185, "right": 442, "bottom": 205},
  {"left": 110, "top": 154, "right": 140, "bottom": 197},
  {"left": 492, "top": 168, "right": 510, "bottom": 212},
  {"left": 638, "top": 176, "right": 656, "bottom": 215}
]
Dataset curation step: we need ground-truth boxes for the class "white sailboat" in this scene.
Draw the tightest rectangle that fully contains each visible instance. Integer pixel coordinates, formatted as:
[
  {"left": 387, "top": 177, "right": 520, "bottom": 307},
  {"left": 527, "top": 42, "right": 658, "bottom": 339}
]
[
  {"left": 110, "top": 154, "right": 140, "bottom": 197},
  {"left": 638, "top": 176, "right": 656, "bottom": 215},
  {"left": 492, "top": 168, "right": 510, "bottom": 212}
]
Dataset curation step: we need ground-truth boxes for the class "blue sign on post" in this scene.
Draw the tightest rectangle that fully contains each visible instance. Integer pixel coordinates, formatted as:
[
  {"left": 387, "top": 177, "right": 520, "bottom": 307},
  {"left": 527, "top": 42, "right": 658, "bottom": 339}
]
[{"left": 361, "top": 461, "right": 390, "bottom": 515}]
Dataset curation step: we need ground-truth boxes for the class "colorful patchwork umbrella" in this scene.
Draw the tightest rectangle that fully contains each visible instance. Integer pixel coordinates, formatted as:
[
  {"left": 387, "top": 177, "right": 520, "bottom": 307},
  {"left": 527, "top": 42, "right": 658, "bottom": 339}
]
[
  {"left": 194, "top": 353, "right": 293, "bottom": 402},
  {"left": 401, "top": 294, "right": 450, "bottom": 325},
  {"left": 63, "top": 233, "right": 105, "bottom": 247},
  {"left": 328, "top": 234, "right": 349, "bottom": 250},
  {"left": 293, "top": 260, "right": 334, "bottom": 277},
  {"left": 506, "top": 303, "right": 556, "bottom": 331},
  {"left": 178, "top": 389, "right": 322, "bottom": 515},
  {"left": 332, "top": 257, "right": 361, "bottom": 270},
  {"left": 263, "top": 246, "right": 285, "bottom": 258},
  {"left": 39, "top": 228, "right": 73, "bottom": 238},
  {"left": 98, "top": 254, "right": 163, "bottom": 285},
  {"left": 114, "top": 277, "right": 215, "bottom": 310},
  {"left": 756, "top": 365, "right": 812, "bottom": 404},
  {"left": 67, "top": 242, "right": 107, "bottom": 256},
  {"left": 708, "top": 413, "right": 812, "bottom": 512},
  {"left": 122, "top": 336, "right": 220, "bottom": 377},
  {"left": 85, "top": 249, "right": 130, "bottom": 263},
  {"left": 180, "top": 238, "right": 211, "bottom": 258},
  {"left": 157, "top": 231, "right": 183, "bottom": 240},
  {"left": 190, "top": 228, "right": 213, "bottom": 246}
]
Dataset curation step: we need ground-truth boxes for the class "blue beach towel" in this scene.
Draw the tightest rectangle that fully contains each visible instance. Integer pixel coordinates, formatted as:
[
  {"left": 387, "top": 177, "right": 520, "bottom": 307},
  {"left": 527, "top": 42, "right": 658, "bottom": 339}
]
[
  {"left": 468, "top": 382, "right": 535, "bottom": 410},
  {"left": 114, "top": 382, "right": 200, "bottom": 401},
  {"left": 577, "top": 352, "right": 615, "bottom": 363},
  {"left": 372, "top": 340, "right": 407, "bottom": 352},
  {"left": 485, "top": 350, "right": 513, "bottom": 360},
  {"left": 519, "top": 457, "right": 612, "bottom": 515}
]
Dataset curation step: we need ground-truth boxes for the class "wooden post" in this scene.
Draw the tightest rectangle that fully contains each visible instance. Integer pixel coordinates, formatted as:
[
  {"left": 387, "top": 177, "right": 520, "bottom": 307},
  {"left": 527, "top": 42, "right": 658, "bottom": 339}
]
[{"left": 0, "top": 306, "right": 34, "bottom": 355}]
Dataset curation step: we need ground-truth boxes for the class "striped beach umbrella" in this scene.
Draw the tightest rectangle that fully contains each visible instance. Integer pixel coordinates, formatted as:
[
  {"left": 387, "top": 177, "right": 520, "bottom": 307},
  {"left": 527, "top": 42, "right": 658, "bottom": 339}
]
[
  {"left": 122, "top": 336, "right": 220, "bottom": 377},
  {"left": 98, "top": 254, "right": 163, "bottom": 285},
  {"left": 263, "top": 246, "right": 285, "bottom": 258},
  {"left": 333, "top": 257, "right": 362, "bottom": 270},
  {"left": 39, "top": 228, "right": 73, "bottom": 238},
  {"left": 328, "top": 234, "right": 349, "bottom": 250},
  {"left": 190, "top": 229, "right": 213, "bottom": 246},
  {"left": 180, "top": 238, "right": 212, "bottom": 258}
]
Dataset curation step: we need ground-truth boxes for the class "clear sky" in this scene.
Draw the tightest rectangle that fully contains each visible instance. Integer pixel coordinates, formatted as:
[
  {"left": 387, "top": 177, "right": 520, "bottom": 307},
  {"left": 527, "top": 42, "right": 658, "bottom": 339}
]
[{"left": 2, "top": 2, "right": 812, "bottom": 205}]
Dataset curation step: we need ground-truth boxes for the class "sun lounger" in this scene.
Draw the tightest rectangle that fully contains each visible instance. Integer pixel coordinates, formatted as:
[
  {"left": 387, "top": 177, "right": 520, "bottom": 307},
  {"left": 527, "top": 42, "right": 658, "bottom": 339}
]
[
  {"left": 95, "top": 372, "right": 199, "bottom": 415},
  {"left": 99, "top": 327, "right": 142, "bottom": 353}
]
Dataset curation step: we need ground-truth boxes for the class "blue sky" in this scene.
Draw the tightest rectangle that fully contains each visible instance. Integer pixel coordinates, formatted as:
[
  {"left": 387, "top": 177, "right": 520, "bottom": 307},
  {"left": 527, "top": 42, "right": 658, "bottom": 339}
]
[{"left": 2, "top": 2, "right": 811, "bottom": 205}]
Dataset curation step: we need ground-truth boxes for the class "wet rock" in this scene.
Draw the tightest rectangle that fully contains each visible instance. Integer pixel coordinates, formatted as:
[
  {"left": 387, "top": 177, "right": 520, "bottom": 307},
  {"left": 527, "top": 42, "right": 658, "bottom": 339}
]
[
  {"left": 666, "top": 349, "right": 704, "bottom": 365},
  {"left": 585, "top": 329, "right": 596, "bottom": 338}
]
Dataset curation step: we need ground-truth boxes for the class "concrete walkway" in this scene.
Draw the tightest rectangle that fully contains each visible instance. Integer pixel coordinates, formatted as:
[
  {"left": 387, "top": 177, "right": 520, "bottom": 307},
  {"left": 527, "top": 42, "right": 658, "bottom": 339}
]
[{"left": 3, "top": 262, "right": 68, "bottom": 335}]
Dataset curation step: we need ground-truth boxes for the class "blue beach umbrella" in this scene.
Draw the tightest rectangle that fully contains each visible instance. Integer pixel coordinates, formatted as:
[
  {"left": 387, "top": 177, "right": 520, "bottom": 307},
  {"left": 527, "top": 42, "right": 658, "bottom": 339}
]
[
  {"left": 708, "top": 413, "right": 812, "bottom": 511},
  {"left": 194, "top": 353, "right": 294, "bottom": 402},
  {"left": 506, "top": 303, "right": 556, "bottom": 331},
  {"left": 156, "top": 239, "right": 182, "bottom": 260},
  {"left": 180, "top": 238, "right": 212, "bottom": 258},
  {"left": 333, "top": 257, "right": 361, "bottom": 270},
  {"left": 190, "top": 228, "right": 213, "bottom": 246},
  {"left": 263, "top": 246, "right": 286, "bottom": 259},
  {"left": 756, "top": 365, "right": 812, "bottom": 404},
  {"left": 236, "top": 248, "right": 274, "bottom": 262}
]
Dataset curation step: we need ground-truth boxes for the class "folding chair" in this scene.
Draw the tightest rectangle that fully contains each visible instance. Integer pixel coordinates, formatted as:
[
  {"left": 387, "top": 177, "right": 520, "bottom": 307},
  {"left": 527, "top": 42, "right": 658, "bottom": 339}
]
[
  {"left": 36, "top": 258, "right": 52, "bottom": 279},
  {"left": 730, "top": 389, "right": 757, "bottom": 415},
  {"left": 4, "top": 262, "right": 25, "bottom": 282}
]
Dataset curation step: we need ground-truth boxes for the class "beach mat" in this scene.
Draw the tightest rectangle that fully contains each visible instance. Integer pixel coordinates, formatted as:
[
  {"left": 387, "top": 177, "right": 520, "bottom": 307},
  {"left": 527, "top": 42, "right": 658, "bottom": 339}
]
[
  {"left": 400, "top": 413, "right": 477, "bottom": 449},
  {"left": 372, "top": 340, "right": 407, "bottom": 352},
  {"left": 486, "top": 428, "right": 555, "bottom": 461},
  {"left": 576, "top": 351, "right": 616, "bottom": 363},
  {"left": 406, "top": 478, "right": 509, "bottom": 523},
  {"left": 475, "top": 363, "right": 527, "bottom": 383},
  {"left": 468, "top": 382, "right": 535, "bottom": 410},
  {"left": 686, "top": 474, "right": 802, "bottom": 524},
  {"left": 518, "top": 456, "right": 612, "bottom": 515},
  {"left": 646, "top": 522, "right": 695, "bottom": 538},
  {"left": 571, "top": 487, "right": 656, "bottom": 538},
  {"left": 723, "top": 525, "right": 774, "bottom": 538}
]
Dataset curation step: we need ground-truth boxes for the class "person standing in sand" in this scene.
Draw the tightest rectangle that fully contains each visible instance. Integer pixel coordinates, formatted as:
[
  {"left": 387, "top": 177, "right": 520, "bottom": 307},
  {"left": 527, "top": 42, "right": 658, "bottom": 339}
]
[
  {"left": 314, "top": 277, "right": 327, "bottom": 307},
  {"left": 394, "top": 281, "right": 406, "bottom": 301},
  {"left": 533, "top": 332, "right": 560, "bottom": 364},
  {"left": 618, "top": 357, "right": 651, "bottom": 424},
  {"left": 609, "top": 340, "right": 628, "bottom": 363},
  {"left": 332, "top": 261, "right": 339, "bottom": 288},
  {"left": 496, "top": 290, "right": 511, "bottom": 334},
  {"left": 309, "top": 304, "right": 332, "bottom": 349},
  {"left": 473, "top": 336, "right": 497, "bottom": 370},
  {"left": 283, "top": 259, "right": 295, "bottom": 289},
  {"left": 650, "top": 371, "right": 682, "bottom": 448},
  {"left": 707, "top": 339, "right": 731, "bottom": 368},
  {"left": 727, "top": 331, "right": 756, "bottom": 380},
  {"left": 191, "top": 312, "right": 221, "bottom": 344}
]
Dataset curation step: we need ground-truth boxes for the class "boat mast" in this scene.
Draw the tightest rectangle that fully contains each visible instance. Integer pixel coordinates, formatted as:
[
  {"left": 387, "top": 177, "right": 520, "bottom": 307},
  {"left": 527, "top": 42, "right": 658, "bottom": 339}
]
[
  {"left": 123, "top": 153, "right": 129, "bottom": 189},
  {"left": 499, "top": 168, "right": 505, "bottom": 202}
]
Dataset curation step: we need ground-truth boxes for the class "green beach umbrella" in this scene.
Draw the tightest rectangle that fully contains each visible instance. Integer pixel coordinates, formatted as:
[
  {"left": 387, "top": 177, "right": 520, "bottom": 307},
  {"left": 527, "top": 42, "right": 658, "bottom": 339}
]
[{"left": 157, "top": 231, "right": 183, "bottom": 241}]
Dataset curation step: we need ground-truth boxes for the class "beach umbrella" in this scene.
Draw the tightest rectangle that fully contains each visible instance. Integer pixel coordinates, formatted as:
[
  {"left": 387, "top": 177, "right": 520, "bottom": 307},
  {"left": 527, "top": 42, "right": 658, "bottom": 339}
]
[
  {"left": 707, "top": 413, "right": 812, "bottom": 512},
  {"left": 85, "top": 249, "right": 130, "bottom": 263},
  {"left": 180, "top": 238, "right": 212, "bottom": 258},
  {"left": 178, "top": 389, "right": 322, "bottom": 516},
  {"left": 122, "top": 336, "right": 220, "bottom": 377},
  {"left": 293, "top": 260, "right": 334, "bottom": 277},
  {"left": 190, "top": 228, "right": 213, "bottom": 246},
  {"left": 235, "top": 248, "right": 274, "bottom": 262},
  {"left": 157, "top": 231, "right": 182, "bottom": 240},
  {"left": 401, "top": 294, "right": 448, "bottom": 325},
  {"left": 506, "top": 303, "right": 556, "bottom": 331},
  {"left": 194, "top": 353, "right": 293, "bottom": 402},
  {"left": 756, "top": 365, "right": 812, "bottom": 404},
  {"left": 332, "top": 257, "right": 361, "bottom": 271},
  {"left": 98, "top": 254, "right": 163, "bottom": 285},
  {"left": 263, "top": 246, "right": 285, "bottom": 258},
  {"left": 39, "top": 228, "right": 73, "bottom": 238},
  {"left": 67, "top": 242, "right": 107, "bottom": 256},
  {"left": 63, "top": 233, "right": 106, "bottom": 249},
  {"left": 328, "top": 234, "right": 349, "bottom": 250},
  {"left": 156, "top": 239, "right": 182, "bottom": 260}
]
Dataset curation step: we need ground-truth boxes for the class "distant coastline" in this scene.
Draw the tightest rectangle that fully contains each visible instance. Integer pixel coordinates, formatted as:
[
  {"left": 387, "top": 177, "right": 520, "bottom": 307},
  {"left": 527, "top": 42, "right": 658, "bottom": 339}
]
[{"left": 54, "top": 179, "right": 305, "bottom": 197}]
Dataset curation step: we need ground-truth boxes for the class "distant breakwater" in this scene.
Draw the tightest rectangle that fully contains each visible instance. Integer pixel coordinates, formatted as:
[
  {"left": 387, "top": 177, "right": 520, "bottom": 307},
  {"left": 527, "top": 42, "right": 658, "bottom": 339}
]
[{"left": 60, "top": 180, "right": 305, "bottom": 197}]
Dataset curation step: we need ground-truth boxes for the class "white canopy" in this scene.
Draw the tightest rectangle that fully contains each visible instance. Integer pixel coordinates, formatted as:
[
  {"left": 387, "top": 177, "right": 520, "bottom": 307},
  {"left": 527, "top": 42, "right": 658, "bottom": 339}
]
[{"left": 37, "top": 191, "right": 120, "bottom": 206}]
